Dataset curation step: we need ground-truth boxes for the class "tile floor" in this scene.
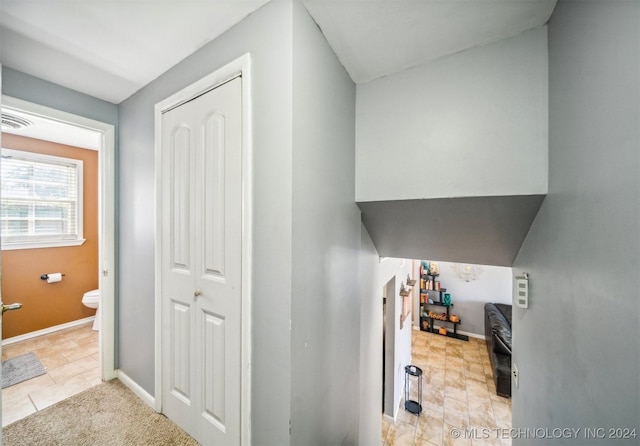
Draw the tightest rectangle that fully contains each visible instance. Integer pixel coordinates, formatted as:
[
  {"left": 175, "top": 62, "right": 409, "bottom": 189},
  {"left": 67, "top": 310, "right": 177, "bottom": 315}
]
[
  {"left": 2, "top": 322, "right": 100, "bottom": 426},
  {"left": 382, "top": 329, "right": 512, "bottom": 446}
]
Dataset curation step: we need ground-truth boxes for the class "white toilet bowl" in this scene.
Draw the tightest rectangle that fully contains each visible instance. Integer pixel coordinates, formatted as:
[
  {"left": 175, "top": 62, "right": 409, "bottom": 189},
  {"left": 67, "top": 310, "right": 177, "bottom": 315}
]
[{"left": 82, "top": 289, "right": 100, "bottom": 331}]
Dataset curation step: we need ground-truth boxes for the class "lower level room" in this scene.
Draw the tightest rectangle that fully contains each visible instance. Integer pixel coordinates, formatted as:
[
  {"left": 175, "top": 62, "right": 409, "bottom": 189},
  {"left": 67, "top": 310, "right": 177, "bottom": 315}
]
[{"left": 377, "top": 258, "right": 513, "bottom": 445}]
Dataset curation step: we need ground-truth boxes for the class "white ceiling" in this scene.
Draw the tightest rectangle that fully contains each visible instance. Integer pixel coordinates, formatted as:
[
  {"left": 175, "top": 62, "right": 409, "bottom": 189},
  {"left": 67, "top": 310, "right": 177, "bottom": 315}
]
[
  {"left": 0, "top": 0, "right": 270, "bottom": 104},
  {"left": 303, "top": 0, "right": 557, "bottom": 84},
  {"left": 0, "top": 0, "right": 556, "bottom": 103}
]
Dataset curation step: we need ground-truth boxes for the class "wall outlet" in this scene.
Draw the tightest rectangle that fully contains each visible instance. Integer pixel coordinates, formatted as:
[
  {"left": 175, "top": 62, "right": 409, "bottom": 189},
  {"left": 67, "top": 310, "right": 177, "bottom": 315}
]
[{"left": 512, "top": 362, "right": 519, "bottom": 388}]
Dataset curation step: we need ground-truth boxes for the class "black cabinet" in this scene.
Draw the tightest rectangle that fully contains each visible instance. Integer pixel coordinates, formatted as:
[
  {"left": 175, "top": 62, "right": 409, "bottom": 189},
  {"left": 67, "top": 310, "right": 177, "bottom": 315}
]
[{"left": 419, "top": 273, "right": 468, "bottom": 341}]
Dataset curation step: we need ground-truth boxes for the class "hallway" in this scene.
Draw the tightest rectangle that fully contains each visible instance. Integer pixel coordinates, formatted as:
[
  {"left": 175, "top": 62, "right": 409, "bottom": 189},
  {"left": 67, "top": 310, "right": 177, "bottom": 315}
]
[{"left": 383, "top": 329, "right": 512, "bottom": 446}]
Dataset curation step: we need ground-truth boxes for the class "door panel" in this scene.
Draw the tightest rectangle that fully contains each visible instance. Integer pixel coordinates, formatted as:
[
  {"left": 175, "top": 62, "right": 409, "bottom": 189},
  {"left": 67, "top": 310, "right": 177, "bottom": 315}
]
[
  {"left": 203, "top": 311, "right": 226, "bottom": 430},
  {"left": 202, "top": 112, "right": 226, "bottom": 280},
  {"left": 170, "top": 126, "right": 192, "bottom": 272},
  {"left": 161, "top": 77, "right": 242, "bottom": 444},
  {"left": 162, "top": 101, "right": 198, "bottom": 435},
  {"left": 170, "top": 300, "right": 191, "bottom": 403}
]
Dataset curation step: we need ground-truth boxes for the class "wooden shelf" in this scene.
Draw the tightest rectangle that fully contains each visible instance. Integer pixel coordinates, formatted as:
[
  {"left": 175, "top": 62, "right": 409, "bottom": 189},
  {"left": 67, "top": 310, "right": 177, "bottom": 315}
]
[
  {"left": 418, "top": 269, "right": 467, "bottom": 341},
  {"left": 424, "top": 301, "right": 453, "bottom": 308},
  {"left": 419, "top": 324, "right": 469, "bottom": 341}
]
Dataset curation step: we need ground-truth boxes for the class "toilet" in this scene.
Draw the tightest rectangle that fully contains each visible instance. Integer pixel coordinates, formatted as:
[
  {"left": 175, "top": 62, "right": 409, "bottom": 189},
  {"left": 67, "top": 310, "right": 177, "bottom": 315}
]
[{"left": 82, "top": 289, "right": 100, "bottom": 330}]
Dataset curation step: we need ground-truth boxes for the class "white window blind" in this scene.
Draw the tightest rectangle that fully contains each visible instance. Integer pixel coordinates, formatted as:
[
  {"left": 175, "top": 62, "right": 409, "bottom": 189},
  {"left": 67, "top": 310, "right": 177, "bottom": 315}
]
[{"left": 1, "top": 148, "right": 84, "bottom": 249}]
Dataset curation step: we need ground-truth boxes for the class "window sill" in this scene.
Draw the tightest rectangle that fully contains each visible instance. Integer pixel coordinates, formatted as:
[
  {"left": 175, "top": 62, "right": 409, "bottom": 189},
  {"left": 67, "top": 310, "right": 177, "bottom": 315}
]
[{"left": 1, "top": 239, "right": 86, "bottom": 251}]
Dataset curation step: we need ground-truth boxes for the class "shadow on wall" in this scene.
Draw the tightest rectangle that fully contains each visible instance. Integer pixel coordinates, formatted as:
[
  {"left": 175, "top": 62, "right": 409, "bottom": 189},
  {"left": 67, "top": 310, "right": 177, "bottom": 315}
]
[{"left": 1, "top": 134, "right": 99, "bottom": 339}]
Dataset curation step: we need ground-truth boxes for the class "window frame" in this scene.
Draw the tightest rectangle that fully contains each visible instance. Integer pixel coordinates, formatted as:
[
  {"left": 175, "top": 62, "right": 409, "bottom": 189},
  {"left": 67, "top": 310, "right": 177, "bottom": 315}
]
[{"left": 1, "top": 148, "right": 85, "bottom": 250}]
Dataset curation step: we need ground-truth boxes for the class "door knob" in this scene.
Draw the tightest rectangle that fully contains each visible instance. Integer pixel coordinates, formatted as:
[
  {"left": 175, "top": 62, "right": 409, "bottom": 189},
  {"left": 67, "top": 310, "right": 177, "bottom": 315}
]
[
  {"left": 194, "top": 289, "right": 202, "bottom": 298},
  {"left": 2, "top": 303, "right": 22, "bottom": 314}
]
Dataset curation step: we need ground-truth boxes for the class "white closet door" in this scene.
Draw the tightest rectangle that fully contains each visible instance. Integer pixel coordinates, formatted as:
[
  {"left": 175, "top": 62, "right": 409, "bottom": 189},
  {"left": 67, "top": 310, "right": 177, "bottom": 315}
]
[{"left": 161, "top": 77, "right": 242, "bottom": 445}]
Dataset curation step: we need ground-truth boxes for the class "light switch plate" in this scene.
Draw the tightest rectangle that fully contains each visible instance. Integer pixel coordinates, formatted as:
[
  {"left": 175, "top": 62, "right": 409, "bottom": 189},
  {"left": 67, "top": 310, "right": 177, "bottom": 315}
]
[
  {"left": 515, "top": 274, "right": 529, "bottom": 308},
  {"left": 513, "top": 362, "right": 519, "bottom": 388}
]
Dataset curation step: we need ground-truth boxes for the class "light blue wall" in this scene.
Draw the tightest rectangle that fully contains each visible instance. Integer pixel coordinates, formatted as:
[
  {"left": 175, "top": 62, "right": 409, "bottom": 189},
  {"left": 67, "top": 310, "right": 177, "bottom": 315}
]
[
  {"left": 2, "top": 67, "right": 118, "bottom": 127},
  {"left": 290, "top": 3, "right": 361, "bottom": 443},
  {"left": 513, "top": 1, "right": 640, "bottom": 443},
  {"left": 356, "top": 27, "right": 548, "bottom": 202},
  {"left": 117, "top": 2, "right": 293, "bottom": 443}
]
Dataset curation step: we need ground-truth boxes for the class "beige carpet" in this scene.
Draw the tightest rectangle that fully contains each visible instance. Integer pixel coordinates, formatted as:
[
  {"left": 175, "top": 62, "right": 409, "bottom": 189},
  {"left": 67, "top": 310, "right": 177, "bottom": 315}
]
[{"left": 3, "top": 379, "right": 199, "bottom": 446}]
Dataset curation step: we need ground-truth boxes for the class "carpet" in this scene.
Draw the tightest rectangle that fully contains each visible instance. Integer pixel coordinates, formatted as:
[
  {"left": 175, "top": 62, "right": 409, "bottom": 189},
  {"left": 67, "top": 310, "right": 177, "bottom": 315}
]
[
  {"left": 3, "top": 379, "right": 199, "bottom": 446},
  {"left": 2, "top": 352, "right": 47, "bottom": 389}
]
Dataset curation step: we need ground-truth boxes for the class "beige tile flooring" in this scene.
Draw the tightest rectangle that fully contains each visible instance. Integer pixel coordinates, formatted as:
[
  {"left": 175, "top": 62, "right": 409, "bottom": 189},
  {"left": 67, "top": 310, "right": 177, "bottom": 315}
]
[
  {"left": 2, "top": 322, "right": 100, "bottom": 426},
  {"left": 382, "top": 329, "right": 512, "bottom": 446}
]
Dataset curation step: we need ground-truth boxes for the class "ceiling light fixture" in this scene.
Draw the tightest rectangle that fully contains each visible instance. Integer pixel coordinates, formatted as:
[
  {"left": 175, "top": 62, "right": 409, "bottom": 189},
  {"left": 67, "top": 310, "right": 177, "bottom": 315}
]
[{"left": 451, "top": 263, "right": 484, "bottom": 282}]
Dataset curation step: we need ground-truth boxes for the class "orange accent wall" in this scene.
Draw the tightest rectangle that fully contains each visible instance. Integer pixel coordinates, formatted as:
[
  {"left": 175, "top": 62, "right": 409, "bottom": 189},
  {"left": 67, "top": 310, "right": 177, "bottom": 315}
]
[{"left": 2, "top": 134, "right": 99, "bottom": 339}]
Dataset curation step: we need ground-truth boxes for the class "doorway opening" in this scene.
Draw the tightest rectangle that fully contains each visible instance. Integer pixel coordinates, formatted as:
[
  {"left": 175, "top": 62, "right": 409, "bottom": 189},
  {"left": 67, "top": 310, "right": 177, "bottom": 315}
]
[
  {"left": 382, "top": 277, "right": 395, "bottom": 420},
  {"left": 378, "top": 258, "right": 513, "bottom": 445},
  {"left": 0, "top": 97, "right": 116, "bottom": 425}
]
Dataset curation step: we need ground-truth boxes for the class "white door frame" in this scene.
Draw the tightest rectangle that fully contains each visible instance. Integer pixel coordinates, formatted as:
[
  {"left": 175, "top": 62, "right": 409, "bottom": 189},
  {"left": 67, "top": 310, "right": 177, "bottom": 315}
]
[
  {"left": 154, "top": 53, "right": 253, "bottom": 446},
  {"left": 0, "top": 95, "right": 117, "bottom": 381}
]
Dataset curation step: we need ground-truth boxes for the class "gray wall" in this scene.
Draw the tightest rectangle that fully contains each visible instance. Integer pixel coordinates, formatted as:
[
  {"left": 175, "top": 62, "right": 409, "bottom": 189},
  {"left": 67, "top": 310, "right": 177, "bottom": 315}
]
[
  {"left": 290, "top": 3, "right": 362, "bottom": 443},
  {"left": 117, "top": 2, "right": 293, "bottom": 443},
  {"left": 513, "top": 1, "right": 640, "bottom": 443},
  {"left": 355, "top": 27, "right": 548, "bottom": 202},
  {"left": 1, "top": 67, "right": 118, "bottom": 126},
  {"left": 358, "top": 195, "right": 545, "bottom": 267},
  {"left": 359, "top": 225, "right": 381, "bottom": 445}
]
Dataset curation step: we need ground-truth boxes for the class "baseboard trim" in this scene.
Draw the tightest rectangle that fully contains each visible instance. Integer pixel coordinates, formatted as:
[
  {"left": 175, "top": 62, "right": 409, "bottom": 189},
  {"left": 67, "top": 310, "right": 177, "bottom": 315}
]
[
  {"left": 116, "top": 369, "right": 156, "bottom": 410},
  {"left": 383, "top": 392, "right": 401, "bottom": 425},
  {"left": 2, "top": 317, "right": 95, "bottom": 346},
  {"left": 460, "top": 330, "right": 485, "bottom": 340},
  {"left": 383, "top": 413, "right": 395, "bottom": 425}
]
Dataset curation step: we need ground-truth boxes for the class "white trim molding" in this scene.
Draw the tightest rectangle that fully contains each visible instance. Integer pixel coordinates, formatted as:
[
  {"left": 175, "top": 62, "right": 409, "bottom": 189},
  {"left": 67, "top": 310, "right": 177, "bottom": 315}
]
[{"left": 154, "top": 53, "right": 253, "bottom": 446}]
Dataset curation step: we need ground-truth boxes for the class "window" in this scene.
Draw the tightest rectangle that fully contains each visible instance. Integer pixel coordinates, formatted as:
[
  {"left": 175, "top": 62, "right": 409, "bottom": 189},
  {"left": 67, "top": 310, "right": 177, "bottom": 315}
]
[{"left": 1, "top": 149, "right": 84, "bottom": 250}]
